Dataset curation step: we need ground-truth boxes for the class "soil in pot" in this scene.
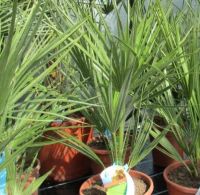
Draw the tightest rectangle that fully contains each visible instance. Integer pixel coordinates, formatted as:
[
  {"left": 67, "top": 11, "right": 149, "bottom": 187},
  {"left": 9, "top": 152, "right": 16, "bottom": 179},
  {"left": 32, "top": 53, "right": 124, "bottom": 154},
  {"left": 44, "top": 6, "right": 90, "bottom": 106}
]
[
  {"left": 82, "top": 177, "right": 146, "bottom": 195},
  {"left": 88, "top": 137, "right": 130, "bottom": 174},
  {"left": 168, "top": 164, "right": 200, "bottom": 188},
  {"left": 80, "top": 170, "right": 154, "bottom": 195},
  {"left": 39, "top": 115, "right": 93, "bottom": 182}
]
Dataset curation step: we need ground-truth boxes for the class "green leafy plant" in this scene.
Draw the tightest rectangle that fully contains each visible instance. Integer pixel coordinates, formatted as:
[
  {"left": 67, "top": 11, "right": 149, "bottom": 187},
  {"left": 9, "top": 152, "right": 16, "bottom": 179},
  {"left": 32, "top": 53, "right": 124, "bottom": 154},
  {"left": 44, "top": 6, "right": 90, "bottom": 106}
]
[
  {"left": 0, "top": 0, "right": 92, "bottom": 194},
  {"left": 46, "top": 0, "right": 179, "bottom": 170}
]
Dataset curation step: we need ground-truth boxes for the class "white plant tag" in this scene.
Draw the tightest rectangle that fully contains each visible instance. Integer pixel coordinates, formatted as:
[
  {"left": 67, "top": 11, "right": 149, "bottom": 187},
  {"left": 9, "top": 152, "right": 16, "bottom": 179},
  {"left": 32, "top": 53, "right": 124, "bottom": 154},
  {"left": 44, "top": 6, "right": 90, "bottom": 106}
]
[
  {"left": 196, "top": 187, "right": 200, "bottom": 195},
  {"left": 100, "top": 164, "right": 135, "bottom": 195}
]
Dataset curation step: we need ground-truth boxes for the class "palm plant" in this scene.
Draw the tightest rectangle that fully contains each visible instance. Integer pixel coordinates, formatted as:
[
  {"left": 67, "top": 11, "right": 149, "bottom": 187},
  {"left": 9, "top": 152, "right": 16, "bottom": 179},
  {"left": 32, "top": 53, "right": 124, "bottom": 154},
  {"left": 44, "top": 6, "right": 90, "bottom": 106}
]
[
  {"left": 45, "top": 0, "right": 180, "bottom": 171},
  {"left": 0, "top": 0, "right": 92, "bottom": 194},
  {"left": 150, "top": 0, "right": 200, "bottom": 179}
]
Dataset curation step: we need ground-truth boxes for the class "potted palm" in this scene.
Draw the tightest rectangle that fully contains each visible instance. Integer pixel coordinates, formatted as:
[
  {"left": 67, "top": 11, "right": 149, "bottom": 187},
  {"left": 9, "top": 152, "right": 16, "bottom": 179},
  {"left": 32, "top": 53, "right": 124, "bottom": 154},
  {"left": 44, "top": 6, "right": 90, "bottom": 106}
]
[
  {"left": 150, "top": 1, "right": 200, "bottom": 194},
  {"left": 151, "top": 87, "right": 200, "bottom": 195},
  {"left": 79, "top": 96, "right": 156, "bottom": 194},
  {"left": 46, "top": 0, "right": 181, "bottom": 194}
]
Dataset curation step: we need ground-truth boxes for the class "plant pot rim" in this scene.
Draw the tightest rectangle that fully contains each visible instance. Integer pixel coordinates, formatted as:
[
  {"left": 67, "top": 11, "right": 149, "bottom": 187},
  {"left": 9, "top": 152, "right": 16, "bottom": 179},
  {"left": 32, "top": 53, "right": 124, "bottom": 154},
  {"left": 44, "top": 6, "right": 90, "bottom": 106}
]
[
  {"left": 88, "top": 137, "right": 110, "bottom": 154},
  {"left": 79, "top": 170, "right": 154, "bottom": 195},
  {"left": 50, "top": 116, "right": 87, "bottom": 126},
  {"left": 91, "top": 146, "right": 131, "bottom": 155},
  {"left": 163, "top": 160, "right": 198, "bottom": 193},
  {"left": 89, "top": 137, "right": 131, "bottom": 155},
  {"left": 91, "top": 147, "right": 111, "bottom": 154}
]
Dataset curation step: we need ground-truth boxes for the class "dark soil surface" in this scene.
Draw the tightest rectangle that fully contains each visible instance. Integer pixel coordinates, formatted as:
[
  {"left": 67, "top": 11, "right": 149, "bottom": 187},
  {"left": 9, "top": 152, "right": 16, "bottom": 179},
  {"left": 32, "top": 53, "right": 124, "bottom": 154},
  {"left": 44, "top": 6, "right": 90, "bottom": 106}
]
[
  {"left": 83, "top": 185, "right": 106, "bottom": 195},
  {"left": 83, "top": 177, "right": 147, "bottom": 195},
  {"left": 168, "top": 165, "right": 200, "bottom": 188},
  {"left": 88, "top": 137, "right": 108, "bottom": 150},
  {"left": 88, "top": 135, "right": 132, "bottom": 151}
]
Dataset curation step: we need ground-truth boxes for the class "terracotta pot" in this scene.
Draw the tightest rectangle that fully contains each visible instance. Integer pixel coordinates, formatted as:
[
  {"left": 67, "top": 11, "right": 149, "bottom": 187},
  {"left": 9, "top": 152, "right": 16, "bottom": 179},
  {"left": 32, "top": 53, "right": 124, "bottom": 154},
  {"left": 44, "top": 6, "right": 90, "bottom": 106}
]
[
  {"left": 152, "top": 116, "right": 183, "bottom": 167},
  {"left": 163, "top": 161, "right": 198, "bottom": 195},
  {"left": 39, "top": 116, "right": 93, "bottom": 182},
  {"left": 79, "top": 170, "right": 154, "bottom": 195},
  {"left": 20, "top": 159, "right": 40, "bottom": 195}
]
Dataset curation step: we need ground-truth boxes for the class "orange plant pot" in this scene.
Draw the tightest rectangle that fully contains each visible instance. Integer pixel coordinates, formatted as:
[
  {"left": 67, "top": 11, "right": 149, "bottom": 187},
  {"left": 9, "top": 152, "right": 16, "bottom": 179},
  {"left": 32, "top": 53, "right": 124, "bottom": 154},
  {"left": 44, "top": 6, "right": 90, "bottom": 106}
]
[
  {"left": 79, "top": 170, "right": 154, "bottom": 195},
  {"left": 39, "top": 116, "right": 93, "bottom": 182},
  {"left": 163, "top": 161, "right": 198, "bottom": 195}
]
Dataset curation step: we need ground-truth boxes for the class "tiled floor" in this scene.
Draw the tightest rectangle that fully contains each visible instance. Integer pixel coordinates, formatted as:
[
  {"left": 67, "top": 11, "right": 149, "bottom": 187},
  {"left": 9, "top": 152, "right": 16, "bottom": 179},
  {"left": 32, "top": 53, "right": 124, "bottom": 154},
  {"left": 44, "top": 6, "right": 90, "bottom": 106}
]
[{"left": 39, "top": 154, "right": 168, "bottom": 195}]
